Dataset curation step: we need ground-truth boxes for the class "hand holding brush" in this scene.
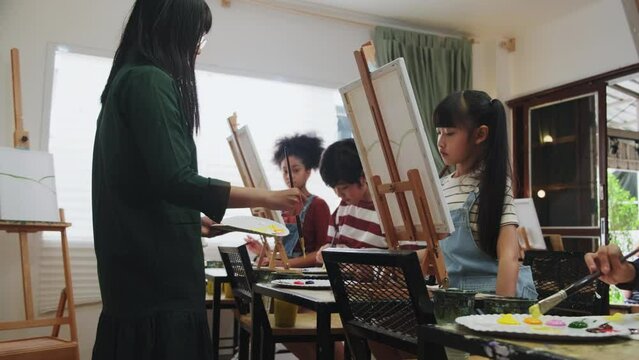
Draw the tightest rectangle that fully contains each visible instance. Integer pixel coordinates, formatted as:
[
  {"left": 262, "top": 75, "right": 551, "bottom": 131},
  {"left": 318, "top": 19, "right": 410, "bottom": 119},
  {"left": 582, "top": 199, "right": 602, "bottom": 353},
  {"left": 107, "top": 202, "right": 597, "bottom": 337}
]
[
  {"left": 529, "top": 246, "right": 639, "bottom": 317},
  {"left": 284, "top": 147, "right": 306, "bottom": 258}
]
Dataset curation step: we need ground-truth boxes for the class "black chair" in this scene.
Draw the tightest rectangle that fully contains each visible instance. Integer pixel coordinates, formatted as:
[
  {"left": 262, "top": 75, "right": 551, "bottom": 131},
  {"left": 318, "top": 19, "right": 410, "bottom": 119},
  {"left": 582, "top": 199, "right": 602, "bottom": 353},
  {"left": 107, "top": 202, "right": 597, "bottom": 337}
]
[
  {"left": 524, "top": 250, "right": 608, "bottom": 315},
  {"left": 323, "top": 248, "right": 446, "bottom": 360},
  {"left": 219, "top": 245, "right": 344, "bottom": 360}
]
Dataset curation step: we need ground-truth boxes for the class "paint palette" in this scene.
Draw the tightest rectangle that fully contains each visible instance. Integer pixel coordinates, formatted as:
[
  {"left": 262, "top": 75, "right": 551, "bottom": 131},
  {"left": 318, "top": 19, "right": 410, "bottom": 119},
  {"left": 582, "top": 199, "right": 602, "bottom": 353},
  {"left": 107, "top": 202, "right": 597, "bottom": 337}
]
[
  {"left": 301, "top": 267, "right": 328, "bottom": 274},
  {"left": 212, "top": 215, "right": 289, "bottom": 237},
  {"left": 271, "top": 279, "right": 332, "bottom": 289},
  {"left": 456, "top": 314, "right": 633, "bottom": 340}
]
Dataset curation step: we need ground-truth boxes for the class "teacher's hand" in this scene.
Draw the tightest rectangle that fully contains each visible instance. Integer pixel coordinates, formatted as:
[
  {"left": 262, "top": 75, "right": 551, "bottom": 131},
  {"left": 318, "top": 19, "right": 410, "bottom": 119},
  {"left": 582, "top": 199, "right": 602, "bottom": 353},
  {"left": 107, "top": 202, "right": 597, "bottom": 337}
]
[
  {"left": 201, "top": 216, "right": 226, "bottom": 238},
  {"left": 584, "top": 244, "right": 636, "bottom": 285},
  {"left": 267, "top": 188, "right": 302, "bottom": 215}
]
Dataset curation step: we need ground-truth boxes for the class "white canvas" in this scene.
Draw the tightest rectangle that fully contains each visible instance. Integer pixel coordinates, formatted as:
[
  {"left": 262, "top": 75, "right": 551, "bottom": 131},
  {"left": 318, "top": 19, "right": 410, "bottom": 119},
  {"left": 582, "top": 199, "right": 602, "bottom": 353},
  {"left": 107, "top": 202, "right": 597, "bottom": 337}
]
[
  {"left": 340, "top": 58, "right": 454, "bottom": 236},
  {"left": 0, "top": 147, "right": 59, "bottom": 222},
  {"left": 227, "top": 126, "right": 284, "bottom": 224},
  {"left": 514, "top": 198, "right": 547, "bottom": 250}
]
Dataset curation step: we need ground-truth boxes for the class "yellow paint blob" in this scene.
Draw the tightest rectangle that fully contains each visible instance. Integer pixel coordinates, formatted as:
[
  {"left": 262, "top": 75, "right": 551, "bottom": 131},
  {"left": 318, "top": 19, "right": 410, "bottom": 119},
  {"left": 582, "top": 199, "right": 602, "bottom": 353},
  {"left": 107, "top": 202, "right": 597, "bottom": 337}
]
[
  {"left": 524, "top": 317, "right": 542, "bottom": 325},
  {"left": 606, "top": 313, "right": 624, "bottom": 322},
  {"left": 528, "top": 304, "right": 541, "bottom": 319},
  {"left": 497, "top": 314, "right": 520, "bottom": 325},
  {"left": 256, "top": 225, "right": 286, "bottom": 234}
]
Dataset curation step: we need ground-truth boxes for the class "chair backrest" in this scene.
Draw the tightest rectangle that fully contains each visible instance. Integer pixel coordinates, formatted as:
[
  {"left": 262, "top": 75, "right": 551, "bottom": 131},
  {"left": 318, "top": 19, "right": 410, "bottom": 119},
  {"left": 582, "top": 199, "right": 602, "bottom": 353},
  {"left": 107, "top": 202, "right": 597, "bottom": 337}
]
[
  {"left": 324, "top": 248, "right": 439, "bottom": 355},
  {"left": 524, "top": 250, "right": 607, "bottom": 315},
  {"left": 219, "top": 245, "right": 255, "bottom": 315}
]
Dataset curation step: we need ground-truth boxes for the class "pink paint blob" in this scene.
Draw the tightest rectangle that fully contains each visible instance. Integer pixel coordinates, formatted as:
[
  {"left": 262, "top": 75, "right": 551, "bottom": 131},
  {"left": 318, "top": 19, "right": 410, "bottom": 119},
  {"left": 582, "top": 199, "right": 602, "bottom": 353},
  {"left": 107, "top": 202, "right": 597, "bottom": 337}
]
[{"left": 545, "top": 319, "right": 566, "bottom": 327}]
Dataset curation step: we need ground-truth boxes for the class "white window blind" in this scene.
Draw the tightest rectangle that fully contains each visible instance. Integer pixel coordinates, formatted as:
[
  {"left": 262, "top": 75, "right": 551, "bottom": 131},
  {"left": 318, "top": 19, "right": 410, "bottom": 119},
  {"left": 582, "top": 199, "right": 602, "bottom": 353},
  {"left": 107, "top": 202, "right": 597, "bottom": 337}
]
[{"left": 42, "top": 48, "right": 342, "bottom": 312}]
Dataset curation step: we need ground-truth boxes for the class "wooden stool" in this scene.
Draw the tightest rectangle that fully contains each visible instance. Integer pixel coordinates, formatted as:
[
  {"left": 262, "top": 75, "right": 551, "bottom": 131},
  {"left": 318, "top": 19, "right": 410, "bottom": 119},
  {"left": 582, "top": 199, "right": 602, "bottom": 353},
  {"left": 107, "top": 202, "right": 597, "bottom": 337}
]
[{"left": 0, "top": 209, "right": 79, "bottom": 360}]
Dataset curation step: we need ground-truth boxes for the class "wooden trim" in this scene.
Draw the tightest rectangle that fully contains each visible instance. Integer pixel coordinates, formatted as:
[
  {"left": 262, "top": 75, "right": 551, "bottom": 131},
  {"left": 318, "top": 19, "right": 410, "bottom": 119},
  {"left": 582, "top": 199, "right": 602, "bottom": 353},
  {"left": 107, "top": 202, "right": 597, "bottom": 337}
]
[
  {"left": 522, "top": 106, "right": 530, "bottom": 198},
  {"left": 524, "top": 83, "right": 599, "bottom": 109},
  {"left": 541, "top": 228, "right": 600, "bottom": 237},
  {"left": 597, "top": 86, "right": 609, "bottom": 246},
  {"left": 608, "top": 128, "right": 639, "bottom": 141},
  {"left": 0, "top": 318, "right": 70, "bottom": 331},
  {"left": 507, "top": 63, "right": 639, "bottom": 106},
  {"left": 610, "top": 83, "right": 639, "bottom": 99}
]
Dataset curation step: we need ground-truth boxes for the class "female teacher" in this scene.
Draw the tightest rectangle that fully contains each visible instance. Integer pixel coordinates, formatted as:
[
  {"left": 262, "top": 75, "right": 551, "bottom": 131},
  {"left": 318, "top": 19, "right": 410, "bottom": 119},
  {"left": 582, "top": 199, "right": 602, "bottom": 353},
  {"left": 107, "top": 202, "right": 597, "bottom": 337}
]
[{"left": 91, "top": 0, "right": 301, "bottom": 358}]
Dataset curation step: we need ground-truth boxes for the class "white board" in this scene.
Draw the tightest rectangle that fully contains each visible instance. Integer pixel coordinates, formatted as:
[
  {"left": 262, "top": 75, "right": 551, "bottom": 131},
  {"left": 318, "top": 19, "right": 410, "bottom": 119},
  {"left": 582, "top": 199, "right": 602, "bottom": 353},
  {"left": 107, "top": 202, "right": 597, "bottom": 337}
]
[
  {"left": 0, "top": 147, "right": 59, "bottom": 222},
  {"left": 340, "top": 58, "right": 454, "bottom": 236},
  {"left": 514, "top": 198, "right": 547, "bottom": 250},
  {"left": 227, "top": 126, "right": 284, "bottom": 224}
]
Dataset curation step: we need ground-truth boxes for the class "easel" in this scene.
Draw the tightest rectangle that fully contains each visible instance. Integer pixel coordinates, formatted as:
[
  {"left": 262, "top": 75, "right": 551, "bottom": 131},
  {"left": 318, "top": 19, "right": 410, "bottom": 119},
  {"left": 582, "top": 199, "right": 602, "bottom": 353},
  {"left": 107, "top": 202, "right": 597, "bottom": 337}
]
[
  {"left": 352, "top": 44, "right": 449, "bottom": 287},
  {"left": 227, "top": 113, "right": 289, "bottom": 269},
  {"left": 0, "top": 48, "right": 79, "bottom": 360}
]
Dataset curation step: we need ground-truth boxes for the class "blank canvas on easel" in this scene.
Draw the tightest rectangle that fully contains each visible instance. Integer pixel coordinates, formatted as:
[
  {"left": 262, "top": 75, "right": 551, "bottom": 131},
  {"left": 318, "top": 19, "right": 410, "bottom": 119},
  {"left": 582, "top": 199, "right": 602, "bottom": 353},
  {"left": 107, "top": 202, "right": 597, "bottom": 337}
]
[
  {"left": 0, "top": 147, "right": 59, "bottom": 222},
  {"left": 226, "top": 125, "right": 284, "bottom": 224},
  {"left": 340, "top": 58, "right": 454, "bottom": 236}
]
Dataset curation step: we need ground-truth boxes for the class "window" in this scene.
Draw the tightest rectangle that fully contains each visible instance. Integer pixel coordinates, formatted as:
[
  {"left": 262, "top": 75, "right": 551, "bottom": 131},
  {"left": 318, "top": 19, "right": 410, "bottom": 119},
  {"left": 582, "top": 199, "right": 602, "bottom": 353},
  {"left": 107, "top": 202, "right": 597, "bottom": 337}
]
[
  {"left": 46, "top": 49, "right": 343, "bottom": 245},
  {"left": 42, "top": 48, "right": 345, "bottom": 310}
]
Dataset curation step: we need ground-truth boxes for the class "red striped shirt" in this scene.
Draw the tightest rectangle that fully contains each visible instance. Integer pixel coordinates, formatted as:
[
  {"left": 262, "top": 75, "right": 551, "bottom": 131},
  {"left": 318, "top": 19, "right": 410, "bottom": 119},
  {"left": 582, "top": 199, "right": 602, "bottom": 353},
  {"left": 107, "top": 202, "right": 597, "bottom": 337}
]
[{"left": 323, "top": 200, "right": 387, "bottom": 249}]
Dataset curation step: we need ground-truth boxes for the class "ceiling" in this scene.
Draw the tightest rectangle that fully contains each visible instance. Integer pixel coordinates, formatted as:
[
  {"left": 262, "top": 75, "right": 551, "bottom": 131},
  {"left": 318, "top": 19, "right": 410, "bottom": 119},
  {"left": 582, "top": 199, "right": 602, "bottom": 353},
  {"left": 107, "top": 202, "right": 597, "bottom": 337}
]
[{"left": 272, "top": 0, "right": 600, "bottom": 37}]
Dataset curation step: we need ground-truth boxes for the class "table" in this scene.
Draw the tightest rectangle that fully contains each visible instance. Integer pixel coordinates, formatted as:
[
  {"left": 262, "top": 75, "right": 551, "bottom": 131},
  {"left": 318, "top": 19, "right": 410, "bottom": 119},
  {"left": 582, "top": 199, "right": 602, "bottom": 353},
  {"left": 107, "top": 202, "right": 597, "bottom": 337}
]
[
  {"left": 204, "top": 268, "right": 235, "bottom": 360},
  {"left": 252, "top": 282, "right": 340, "bottom": 360},
  {"left": 421, "top": 322, "right": 639, "bottom": 359}
]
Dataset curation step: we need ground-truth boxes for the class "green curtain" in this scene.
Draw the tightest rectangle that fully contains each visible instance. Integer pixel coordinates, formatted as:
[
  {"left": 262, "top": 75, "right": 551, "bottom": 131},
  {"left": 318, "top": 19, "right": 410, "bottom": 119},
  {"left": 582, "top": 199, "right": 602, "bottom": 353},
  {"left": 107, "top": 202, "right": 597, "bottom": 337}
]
[{"left": 373, "top": 26, "right": 473, "bottom": 171}]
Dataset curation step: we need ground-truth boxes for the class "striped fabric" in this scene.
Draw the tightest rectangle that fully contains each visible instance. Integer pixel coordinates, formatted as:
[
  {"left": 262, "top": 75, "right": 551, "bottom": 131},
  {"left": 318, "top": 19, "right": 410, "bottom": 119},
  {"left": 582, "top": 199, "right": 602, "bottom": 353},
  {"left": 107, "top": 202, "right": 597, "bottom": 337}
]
[
  {"left": 440, "top": 171, "right": 518, "bottom": 243},
  {"left": 325, "top": 200, "right": 388, "bottom": 249}
]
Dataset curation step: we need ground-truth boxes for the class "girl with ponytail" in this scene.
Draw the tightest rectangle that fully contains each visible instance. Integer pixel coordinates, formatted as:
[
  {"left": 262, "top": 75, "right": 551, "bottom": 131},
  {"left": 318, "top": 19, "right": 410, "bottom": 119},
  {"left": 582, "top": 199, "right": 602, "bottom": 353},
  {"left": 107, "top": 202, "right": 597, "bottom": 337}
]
[{"left": 432, "top": 90, "right": 537, "bottom": 298}]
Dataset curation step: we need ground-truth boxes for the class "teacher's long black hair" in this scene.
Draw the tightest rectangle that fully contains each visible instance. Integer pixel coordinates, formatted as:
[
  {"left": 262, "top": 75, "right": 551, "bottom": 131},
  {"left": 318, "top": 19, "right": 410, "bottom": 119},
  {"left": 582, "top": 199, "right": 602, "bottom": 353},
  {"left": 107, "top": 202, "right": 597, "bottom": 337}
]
[{"left": 101, "top": 0, "right": 212, "bottom": 135}]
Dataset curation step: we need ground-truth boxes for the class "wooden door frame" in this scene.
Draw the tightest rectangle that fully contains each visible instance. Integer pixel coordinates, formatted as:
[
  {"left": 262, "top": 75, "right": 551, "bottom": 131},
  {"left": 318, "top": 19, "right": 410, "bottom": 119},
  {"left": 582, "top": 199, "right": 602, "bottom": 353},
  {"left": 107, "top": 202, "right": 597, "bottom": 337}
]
[{"left": 507, "top": 62, "right": 639, "bottom": 246}]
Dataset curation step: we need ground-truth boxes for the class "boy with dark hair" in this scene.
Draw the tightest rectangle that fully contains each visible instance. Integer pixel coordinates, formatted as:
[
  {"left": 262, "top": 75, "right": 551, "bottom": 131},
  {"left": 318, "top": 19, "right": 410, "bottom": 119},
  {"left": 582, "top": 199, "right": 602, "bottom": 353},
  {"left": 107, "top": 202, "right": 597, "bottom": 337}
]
[{"left": 315, "top": 138, "right": 387, "bottom": 264}]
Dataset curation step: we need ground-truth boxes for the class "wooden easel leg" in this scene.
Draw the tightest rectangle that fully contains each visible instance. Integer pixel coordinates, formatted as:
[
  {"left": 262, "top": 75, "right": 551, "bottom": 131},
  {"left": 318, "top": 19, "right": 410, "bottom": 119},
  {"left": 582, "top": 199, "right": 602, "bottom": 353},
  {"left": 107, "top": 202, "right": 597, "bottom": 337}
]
[
  {"left": 19, "top": 231, "right": 34, "bottom": 320},
  {"left": 269, "top": 239, "right": 290, "bottom": 269},
  {"left": 257, "top": 236, "right": 271, "bottom": 269},
  {"left": 420, "top": 250, "right": 430, "bottom": 277},
  {"left": 277, "top": 240, "right": 289, "bottom": 269},
  {"left": 429, "top": 249, "right": 449, "bottom": 289},
  {"left": 51, "top": 288, "right": 67, "bottom": 337},
  {"left": 269, "top": 241, "right": 277, "bottom": 269},
  {"left": 406, "top": 169, "right": 449, "bottom": 287},
  {"left": 371, "top": 176, "right": 400, "bottom": 249},
  {"left": 59, "top": 209, "right": 79, "bottom": 344}
]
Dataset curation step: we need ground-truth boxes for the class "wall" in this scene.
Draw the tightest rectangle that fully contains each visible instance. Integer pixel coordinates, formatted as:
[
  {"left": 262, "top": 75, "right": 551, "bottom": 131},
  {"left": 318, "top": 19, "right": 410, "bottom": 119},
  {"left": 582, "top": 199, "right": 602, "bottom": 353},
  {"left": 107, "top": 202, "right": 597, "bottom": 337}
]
[
  {"left": 0, "top": 1, "right": 372, "bottom": 358},
  {"left": 509, "top": 0, "right": 638, "bottom": 98}
]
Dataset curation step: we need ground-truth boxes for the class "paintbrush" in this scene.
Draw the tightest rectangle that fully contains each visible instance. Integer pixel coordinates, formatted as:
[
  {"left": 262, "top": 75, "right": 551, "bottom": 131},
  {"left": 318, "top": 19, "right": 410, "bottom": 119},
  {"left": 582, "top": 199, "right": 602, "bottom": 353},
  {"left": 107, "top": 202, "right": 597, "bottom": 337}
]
[
  {"left": 284, "top": 147, "right": 306, "bottom": 258},
  {"left": 529, "top": 247, "right": 639, "bottom": 317}
]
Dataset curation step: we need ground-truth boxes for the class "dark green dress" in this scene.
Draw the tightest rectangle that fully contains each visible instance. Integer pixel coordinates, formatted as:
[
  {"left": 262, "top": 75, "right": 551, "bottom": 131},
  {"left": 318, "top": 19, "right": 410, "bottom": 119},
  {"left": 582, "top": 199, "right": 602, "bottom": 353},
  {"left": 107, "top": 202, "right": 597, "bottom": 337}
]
[{"left": 91, "top": 61, "right": 230, "bottom": 360}]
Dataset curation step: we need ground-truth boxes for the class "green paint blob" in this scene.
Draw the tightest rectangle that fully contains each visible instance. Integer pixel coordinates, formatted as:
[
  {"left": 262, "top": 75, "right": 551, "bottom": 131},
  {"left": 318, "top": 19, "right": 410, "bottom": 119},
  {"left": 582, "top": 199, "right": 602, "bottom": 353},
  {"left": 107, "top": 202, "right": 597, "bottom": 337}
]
[{"left": 568, "top": 320, "right": 588, "bottom": 329}]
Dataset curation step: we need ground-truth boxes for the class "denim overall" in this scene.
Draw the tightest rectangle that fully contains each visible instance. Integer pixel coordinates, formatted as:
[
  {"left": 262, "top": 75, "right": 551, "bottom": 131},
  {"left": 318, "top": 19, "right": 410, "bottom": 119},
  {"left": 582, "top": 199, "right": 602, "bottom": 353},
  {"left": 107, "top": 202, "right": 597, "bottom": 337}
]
[
  {"left": 282, "top": 195, "right": 315, "bottom": 257},
  {"left": 440, "top": 191, "right": 538, "bottom": 299}
]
